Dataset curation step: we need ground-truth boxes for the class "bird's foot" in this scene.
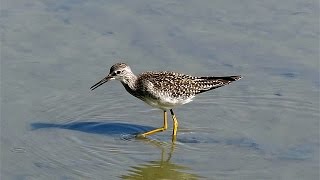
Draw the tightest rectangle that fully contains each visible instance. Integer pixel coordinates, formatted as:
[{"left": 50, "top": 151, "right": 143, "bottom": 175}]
[{"left": 135, "top": 133, "right": 147, "bottom": 139}]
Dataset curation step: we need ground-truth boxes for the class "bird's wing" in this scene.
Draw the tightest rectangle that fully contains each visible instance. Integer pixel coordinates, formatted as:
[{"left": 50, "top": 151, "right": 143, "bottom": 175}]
[{"left": 138, "top": 72, "right": 241, "bottom": 98}]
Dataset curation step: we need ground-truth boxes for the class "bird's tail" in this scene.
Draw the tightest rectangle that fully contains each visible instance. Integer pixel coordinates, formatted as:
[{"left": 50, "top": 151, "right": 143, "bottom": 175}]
[
  {"left": 195, "top": 75, "right": 242, "bottom": 94},
  {"left": 200, "top": 75, "right": 242, "bottom": 82}
]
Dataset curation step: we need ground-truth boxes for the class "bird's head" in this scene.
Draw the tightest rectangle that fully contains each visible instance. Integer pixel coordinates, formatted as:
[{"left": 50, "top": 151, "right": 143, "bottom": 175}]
[{"left": 90, "top": 62, "right": 132, "bottom": 90}]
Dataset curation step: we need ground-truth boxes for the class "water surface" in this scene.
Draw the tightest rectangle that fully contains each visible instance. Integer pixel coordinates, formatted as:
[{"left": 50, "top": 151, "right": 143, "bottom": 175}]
[{"left": 1, "top": 0, "right": 319, "bottom": 179}]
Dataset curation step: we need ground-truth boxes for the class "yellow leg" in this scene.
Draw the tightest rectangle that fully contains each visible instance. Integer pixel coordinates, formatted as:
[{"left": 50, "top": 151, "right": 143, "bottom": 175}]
[
  {"left": 170, "top": 109, "right": 179, "bottom": 140},
  {"left": 139, "top": 111, "right": 168, "bottom": 137}
]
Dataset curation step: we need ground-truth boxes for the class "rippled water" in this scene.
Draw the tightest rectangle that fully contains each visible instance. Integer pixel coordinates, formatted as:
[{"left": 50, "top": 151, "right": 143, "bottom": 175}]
[{"left": 1, "top": 0, "right": 319, "bottom": 179}]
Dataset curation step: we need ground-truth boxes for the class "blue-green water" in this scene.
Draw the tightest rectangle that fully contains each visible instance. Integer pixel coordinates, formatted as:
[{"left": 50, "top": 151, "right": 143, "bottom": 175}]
[{"left": 1, "top": 0, "right": 319, "bottom": 179}]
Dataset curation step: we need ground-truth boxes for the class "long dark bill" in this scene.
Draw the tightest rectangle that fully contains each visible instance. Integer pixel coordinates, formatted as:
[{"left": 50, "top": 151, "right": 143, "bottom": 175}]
[{"left": 90, "top": 76, "right": 112, "bottom": 91}]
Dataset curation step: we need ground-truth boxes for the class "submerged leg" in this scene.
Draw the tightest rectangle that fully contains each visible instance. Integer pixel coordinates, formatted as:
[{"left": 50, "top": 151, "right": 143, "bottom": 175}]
[
  {"left": 170, "top": 109, "right": 179, "bottom": 140},
  {"left": 140, "top": 111, "right": 168, "bottom": 137}
]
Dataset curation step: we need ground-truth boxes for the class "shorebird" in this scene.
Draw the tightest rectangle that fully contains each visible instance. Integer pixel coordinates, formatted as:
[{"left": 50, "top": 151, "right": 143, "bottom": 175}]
[{"left": 90, "top": 62, "right": 241, "bottom": 140}]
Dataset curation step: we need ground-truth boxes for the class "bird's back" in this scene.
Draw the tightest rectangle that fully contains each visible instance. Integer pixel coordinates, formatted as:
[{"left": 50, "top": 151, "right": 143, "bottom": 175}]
[{"left": 136, "top": 71, "right": 241, "bottom": 102}]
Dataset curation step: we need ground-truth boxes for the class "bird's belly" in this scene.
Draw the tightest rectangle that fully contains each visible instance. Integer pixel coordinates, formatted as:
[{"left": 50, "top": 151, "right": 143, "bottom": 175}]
[{"left": 142, "top": 96, "right": 193, "bottom": 110}]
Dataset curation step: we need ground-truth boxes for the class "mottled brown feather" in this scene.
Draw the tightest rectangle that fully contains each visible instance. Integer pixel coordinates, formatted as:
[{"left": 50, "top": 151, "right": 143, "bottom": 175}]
[{"left": 137, "top": 71, "right": 241, "bottom": 100}]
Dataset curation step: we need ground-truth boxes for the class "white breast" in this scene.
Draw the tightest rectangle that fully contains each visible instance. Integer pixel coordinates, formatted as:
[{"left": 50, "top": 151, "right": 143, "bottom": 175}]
[{"left": 142, "top": 94, "right": 194, "bottom": 110}]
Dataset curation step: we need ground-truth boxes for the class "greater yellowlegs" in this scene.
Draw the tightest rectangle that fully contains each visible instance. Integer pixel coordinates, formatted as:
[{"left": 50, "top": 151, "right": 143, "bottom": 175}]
[{"left": 90, "top": 62, "right": 241, "bottom": 140}]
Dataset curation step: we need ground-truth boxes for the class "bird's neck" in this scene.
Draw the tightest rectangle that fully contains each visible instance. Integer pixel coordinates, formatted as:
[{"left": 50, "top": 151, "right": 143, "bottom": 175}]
[{"left": 120, "top": 73, "right": 137, "bottom": 92}]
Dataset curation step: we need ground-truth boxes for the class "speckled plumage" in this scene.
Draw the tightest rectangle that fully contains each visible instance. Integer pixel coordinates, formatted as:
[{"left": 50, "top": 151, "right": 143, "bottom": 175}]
[{"left": 91, "top": 63, "right": 242, "bottom": 110}]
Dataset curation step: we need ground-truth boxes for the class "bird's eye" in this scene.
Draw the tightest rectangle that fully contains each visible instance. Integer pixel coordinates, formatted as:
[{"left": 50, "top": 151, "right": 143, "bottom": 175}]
[{"left": 116, "top": 71, "right": 121, "bottom": 74}]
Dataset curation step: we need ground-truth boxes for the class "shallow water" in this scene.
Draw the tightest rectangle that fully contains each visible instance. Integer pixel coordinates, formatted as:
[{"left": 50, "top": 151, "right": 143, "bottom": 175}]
[{"left": 1, "top": 0, "right": 319, "bottom": 179}]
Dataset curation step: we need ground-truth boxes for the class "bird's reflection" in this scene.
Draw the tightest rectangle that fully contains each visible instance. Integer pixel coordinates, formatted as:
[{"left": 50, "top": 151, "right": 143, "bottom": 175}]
[
  {"left": 31, "top": 121, "right": 203, "bottom": 179},
  {"left": 120, "top": 138, "right": 202, "bottom": 180}
]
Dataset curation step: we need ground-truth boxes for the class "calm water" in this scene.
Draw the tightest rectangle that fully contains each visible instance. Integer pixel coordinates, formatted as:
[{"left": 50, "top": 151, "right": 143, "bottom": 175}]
[{"left": 1, "top": 0, "right": 319, "bottom": 179}]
